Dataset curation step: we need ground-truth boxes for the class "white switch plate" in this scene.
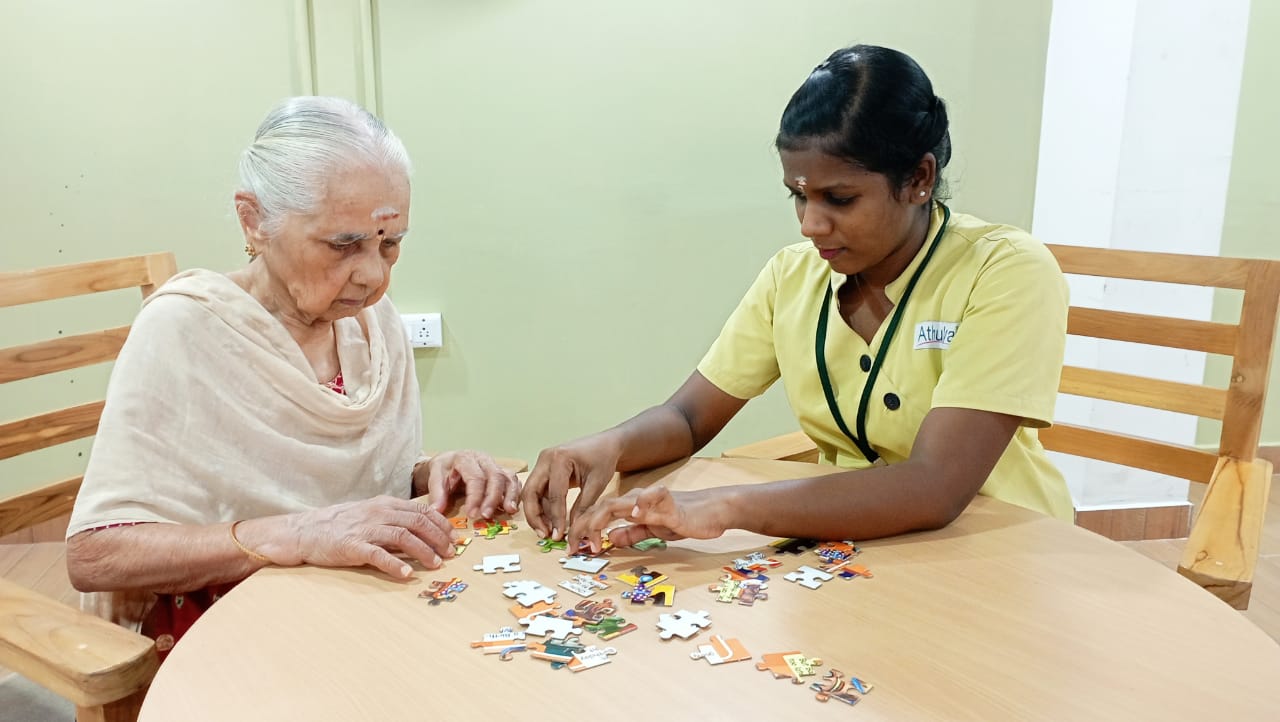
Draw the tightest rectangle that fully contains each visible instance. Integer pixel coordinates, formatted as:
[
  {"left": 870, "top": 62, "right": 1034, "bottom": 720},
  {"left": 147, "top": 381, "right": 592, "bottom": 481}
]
[{"left": 401, "top": 313, "right": 442, "bottom": 348}]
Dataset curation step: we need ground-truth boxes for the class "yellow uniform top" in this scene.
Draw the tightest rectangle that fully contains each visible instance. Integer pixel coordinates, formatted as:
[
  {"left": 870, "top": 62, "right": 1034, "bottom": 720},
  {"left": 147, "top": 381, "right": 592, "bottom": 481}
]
[{"left": 697, "top": 203, "right": 1074, "bottom": 521}]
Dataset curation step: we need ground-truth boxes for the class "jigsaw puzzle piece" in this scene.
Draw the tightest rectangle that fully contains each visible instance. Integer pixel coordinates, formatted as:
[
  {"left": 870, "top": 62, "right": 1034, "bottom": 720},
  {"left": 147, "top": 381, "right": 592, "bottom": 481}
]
[
  {"left": 522, "top": 614, "right": 582, "bottom": 642},
  {"left": 567, "top": 645, "right": 617, "bottom": 672},
  {"left": 502, "top": 580, "right": 557, "bottom": 607},
  {"left": 784, "top": 565, "right": 834, "bottom": 590},
  {"left": 559, "top": 555, "right": 610, "bottom": 574},
  {"left": 689, "top": 634, "right": 752, "bottom": 665},
  {"left": 473, "top": 553, "right": 521, "bottom": 574},
  {"left": 559, "top": 574, "right": 610, "bottom": 597},
  {"left": 655, "top": 609, "right": 712, "bottom": 640},
  {"left": 769, "top": 538, "right": 820, "bottom": 555}
]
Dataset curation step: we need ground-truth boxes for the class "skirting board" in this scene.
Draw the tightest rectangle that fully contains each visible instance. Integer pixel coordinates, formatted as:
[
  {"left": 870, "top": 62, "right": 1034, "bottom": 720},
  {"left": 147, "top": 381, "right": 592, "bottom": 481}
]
[{"left": 1075, "top": 502, "right": 1192, "bottom": 542}]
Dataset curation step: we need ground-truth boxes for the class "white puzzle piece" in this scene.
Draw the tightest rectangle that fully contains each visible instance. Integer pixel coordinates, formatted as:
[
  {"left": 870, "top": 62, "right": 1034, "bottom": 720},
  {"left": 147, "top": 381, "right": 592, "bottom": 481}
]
[
  {"left": 656, "top": 609, "right": 712, "bottom": 640},
  {"left": 502, "top": 580, "right": 557, "bottom": 607},
  {"left": 559, "top": 574, "right": 609, "bottom": 597},
  {"left": 784, "top": 565, "right": 834, "bottom": 590},
  {"left": 559, "top": 555, "right": 610, "bottom": 574},
  {"left": 568, "top": 645, "right": 617, "bottom": 672},
  {"left": 473, "top": 553, "right": 521, "bottom": 574},
  {"left": 690, "top": 634, "right": 752, "bottom": 665},
  {"left": 522, "top": 614, "right": 582, "bottom": 641}
]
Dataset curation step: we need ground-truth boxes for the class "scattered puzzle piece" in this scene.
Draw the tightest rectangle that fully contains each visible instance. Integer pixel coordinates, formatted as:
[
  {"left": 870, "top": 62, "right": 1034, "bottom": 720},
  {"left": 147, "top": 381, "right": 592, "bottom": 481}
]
[
  {"left": 470, "top": 627, "right": 528, "bottom": 658},
  {"left": 655, "top": 609, "right": 712, "bottom": 640},
  {"left": 562, "top": 599, "right": 616, "bottom": 626},
  {"left": 814, "top": 541, "right": 860, "bottom": 565},
  {"left": 474, "top": 519, "right": 516, "bottom": 539},
  {"left": 559, "top": 555, "right": 610, "bottom": 574},
  {"left": 784, "top": 565, "right": 834, "bottom": 590},
  {"left": 690, "top": 634, "right": 752, "bottom": 665},
  {"left": 473, "top": 553, "right": 521, "bottom": 574},
  {"left": 770, "top": 538, "right": 820, "bottom": 555},
  {"left": 631, "top": 537, "right": 667, "bottom": 551},
  {"left": 528, "top": 639, "right": 587, "bottom": 669},
  {"left": 537, "top": 538, "right": 568, "bottom": 553},
  {"left": 585, "top": 616, "right": 637, "bottom": 640},
  {"left": 756, "top": 651, "right": 823, "bottom": 684},
  {"left": 616, "top": 566, "right": 668, "bottom": 587},
  {"left": 785, "top": 652, "right": 823, "bottom": 680},
  {"left": 522, "top": 614, "right": 582, "bottom": 641},
  {"left": 503, "top": 580, "right": 557, "bottom": 607},
  {"left": 811, "top": 669, "right": 873, "bottom": 705},
  {"left": 708, "top": 577, "right": 769, "bottom": 606},
  {"left": 508, "top": 600, "right": 561, "bottom": 623},
  {"left": 567, "top": 645, "right": 617, "bottom": 672},
  {"left": 452, "top": 536, "right": 472, "bottom": 557},
  {"left": 559, "top": 574, "right": 610, "bottom": 597},
  {"left": 447, "top": 516, "right": 469, "bottom": 530},
  {"left": 418, "top": 577, "right": 467, "bottom": 604}
]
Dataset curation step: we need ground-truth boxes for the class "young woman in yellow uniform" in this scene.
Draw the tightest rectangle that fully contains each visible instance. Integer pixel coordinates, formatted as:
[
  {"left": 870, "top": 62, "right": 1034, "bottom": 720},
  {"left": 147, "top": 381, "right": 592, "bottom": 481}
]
[{"left": 522, "top": 44, "right": 1073, "bottom": 551}]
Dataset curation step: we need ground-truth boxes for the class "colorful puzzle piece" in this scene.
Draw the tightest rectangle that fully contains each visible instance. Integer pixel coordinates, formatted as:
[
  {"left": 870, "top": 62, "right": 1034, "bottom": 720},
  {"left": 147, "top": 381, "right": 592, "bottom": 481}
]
[
  {"left": 473, "top": 553, "right": 521, "bottom": 574},
  {"left": 584, "top": 615, "right": 637, "bottom": 640},
  {"left": 756, "top": 651, "right": 823, "bottom": 684},
  {"left": 784, "top": 565, "right": 834, "bottom": 590},
  {"left": 528, "top": 639, "right": 587, "bottom": 669},
  {"left": 509, "top": 600, "right": 562, "bottom": 624},
  {"left": 452, "top": 536, "right": 472, "bottom": 557},
  {"left": 814, "top": 540, "right": 861, "bottom": 565},
  {"left": 559, "top": 555, "right": 610, "bottom": 574},
  {"left": 690, "top": 634, "right": 752, "bottom": 665},
  {"left": 655, "top": 609, "right": 712, "bottom": 640},
  {"left": 474, "top": 519, "right": 516, "bottom": 539},
  {"left": 708, "top": 577, "right": 768, "bottom": 606},
  {"left": 447, "top": 516, "right": 469, "bottom": 530},
  {"left": 811, "top": 669, "right": 873, "bottom": 705},
  {"left": 537, "top": 538, "right": 568, "bottom": 553},
  {"left": 562, "top": 599, "right": 617, "bottom": 626},
  {"left": 631, "top": 537, "right": 667, "bottom": 551},
  {"left": 502, "top": 580, "right": 557, "bottom": 607},
  {"left": 418, "top": 577, "right": 467, "bottom": 604}
]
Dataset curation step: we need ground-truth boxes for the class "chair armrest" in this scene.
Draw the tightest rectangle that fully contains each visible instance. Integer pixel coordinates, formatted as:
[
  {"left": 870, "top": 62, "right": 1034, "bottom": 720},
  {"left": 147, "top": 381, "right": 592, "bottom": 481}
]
[
  {"left": 1178, "top": 456, "right": 1273, "bottom": 609},
  {"left": 722, "top": 431, "right": 821, "bottom": 464},
  {"left": 0, "top": 577, "right": 157, "bottom": 706}
]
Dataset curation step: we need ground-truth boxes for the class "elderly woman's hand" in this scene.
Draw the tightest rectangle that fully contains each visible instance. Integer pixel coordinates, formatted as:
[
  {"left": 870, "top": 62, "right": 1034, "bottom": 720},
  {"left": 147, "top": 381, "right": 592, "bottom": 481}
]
[
  {"left": 415, "top": 450, "right": 521, "bottom": 520},
  {"left": 287, "top": 495, "right": 458, "bottom": 579}
]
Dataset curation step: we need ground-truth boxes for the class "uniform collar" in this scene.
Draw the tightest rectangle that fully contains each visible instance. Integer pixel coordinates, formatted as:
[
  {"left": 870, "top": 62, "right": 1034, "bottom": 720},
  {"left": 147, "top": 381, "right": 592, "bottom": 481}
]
[{"left": 828, "top": 202, "right": 947, "bottom": 304}]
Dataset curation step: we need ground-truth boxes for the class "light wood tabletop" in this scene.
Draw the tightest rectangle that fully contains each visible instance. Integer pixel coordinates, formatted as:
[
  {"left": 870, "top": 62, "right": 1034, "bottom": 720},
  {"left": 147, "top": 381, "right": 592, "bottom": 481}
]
[{"left": 139, "top": 458, "right": 1280, "bottom": 721}]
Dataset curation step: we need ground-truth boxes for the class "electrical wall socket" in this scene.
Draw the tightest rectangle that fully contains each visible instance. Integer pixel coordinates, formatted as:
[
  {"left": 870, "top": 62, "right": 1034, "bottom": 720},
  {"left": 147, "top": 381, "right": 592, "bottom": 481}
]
[{"left": 401, "top": 313, "right": 442, "bottom": 348}]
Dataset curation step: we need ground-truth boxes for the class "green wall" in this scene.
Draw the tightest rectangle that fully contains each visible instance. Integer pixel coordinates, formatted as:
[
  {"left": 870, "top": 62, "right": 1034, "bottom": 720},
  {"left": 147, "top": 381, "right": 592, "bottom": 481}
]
[
  {"left": 1203, "top": 0, "right": 1280, "bottom": 448},
  {"left": 1, "top": 0, "right": 1052, "bottom": 497}
]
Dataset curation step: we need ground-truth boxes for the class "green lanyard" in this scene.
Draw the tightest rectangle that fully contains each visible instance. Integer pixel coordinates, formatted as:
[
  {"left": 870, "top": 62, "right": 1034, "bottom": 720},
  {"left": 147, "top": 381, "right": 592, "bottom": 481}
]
[{"left": 815, "top": 204, "right": 950, "bottom": 464}]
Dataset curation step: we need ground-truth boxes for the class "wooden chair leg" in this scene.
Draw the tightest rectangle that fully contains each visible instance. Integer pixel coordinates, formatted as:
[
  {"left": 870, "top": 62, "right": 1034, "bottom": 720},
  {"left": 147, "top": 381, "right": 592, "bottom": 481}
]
[{"left": 76, "top": 687, "right": 147, "bottom": 722}]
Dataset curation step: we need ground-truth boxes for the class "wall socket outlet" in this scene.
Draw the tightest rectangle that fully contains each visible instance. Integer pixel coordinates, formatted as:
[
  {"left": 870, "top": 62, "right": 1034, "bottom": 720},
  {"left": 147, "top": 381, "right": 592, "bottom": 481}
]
[{"left": 401, "top": 313, "right": 442, "bottom": 348}]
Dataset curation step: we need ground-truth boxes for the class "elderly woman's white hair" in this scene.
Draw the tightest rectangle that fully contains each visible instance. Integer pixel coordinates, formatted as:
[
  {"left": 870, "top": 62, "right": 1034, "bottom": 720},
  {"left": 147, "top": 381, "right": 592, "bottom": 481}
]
[{"left": 237, "top": 96, "right": 412, "bottom": 234}]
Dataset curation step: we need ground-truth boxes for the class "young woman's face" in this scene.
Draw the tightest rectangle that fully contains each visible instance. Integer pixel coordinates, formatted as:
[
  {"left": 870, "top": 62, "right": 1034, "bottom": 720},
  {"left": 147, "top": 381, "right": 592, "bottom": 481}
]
[
  {"left": 779, "top": 148, "right": 932, "bottom": 281},
  {"left": 255, "top": 164, "right": 411, "bottom": 322}
]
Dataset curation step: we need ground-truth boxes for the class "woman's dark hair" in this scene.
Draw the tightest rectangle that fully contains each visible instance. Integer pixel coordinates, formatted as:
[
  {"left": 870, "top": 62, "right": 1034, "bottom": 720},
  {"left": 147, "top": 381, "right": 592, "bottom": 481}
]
[{"left": 776, "top": 45, "right": 951, "bottom": 197}]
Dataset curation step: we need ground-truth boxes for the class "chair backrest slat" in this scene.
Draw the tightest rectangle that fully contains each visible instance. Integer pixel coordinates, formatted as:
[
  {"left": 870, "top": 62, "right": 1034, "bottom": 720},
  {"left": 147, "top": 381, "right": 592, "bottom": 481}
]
[
  {"left": 1066, "top": 307, "right": 1237, "bottom": 355},
  {"left": 1047, "top": 244, "right": 1252, "bottom": 289},
  {"left": 1038, "top": 423, "right": 1219, "bottom": 482},
  {"left": 0, "top": 476, "right": 82, "bottom": 538},
  {"left": 1059, "top": 366, "right": 1227, "bottom": 420},
  {"left": 1219, "top": 261, "right": 1280, "bottom": 460},
  {"left": 0, "top": 401, "right": 105, "bottom": 462},
  {"left": 0, "top": 326, "right": 131, "bottom": 384},
  {"left": 0, "top": 255, "right": 164, "bottom": 307}
]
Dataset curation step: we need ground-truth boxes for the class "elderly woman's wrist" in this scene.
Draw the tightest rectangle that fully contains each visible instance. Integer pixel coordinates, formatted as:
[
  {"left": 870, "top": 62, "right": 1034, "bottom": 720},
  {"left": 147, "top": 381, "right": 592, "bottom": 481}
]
[{"left": 234, "top": 516, "right": 303, "bottom": 566}]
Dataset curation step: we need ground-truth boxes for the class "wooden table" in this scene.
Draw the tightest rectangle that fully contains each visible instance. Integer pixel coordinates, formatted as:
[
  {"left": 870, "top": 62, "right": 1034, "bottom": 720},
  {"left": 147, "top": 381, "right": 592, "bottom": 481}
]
[{"left": 139, "top": 458, "right": 1280, "bottom": 721}]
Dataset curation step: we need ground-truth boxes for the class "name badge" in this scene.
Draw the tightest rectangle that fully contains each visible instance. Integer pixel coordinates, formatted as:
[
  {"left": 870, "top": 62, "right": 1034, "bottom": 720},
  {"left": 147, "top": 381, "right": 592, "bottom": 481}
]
[{"left": 914, "top": 321, "right": 958, "bottom": 350}]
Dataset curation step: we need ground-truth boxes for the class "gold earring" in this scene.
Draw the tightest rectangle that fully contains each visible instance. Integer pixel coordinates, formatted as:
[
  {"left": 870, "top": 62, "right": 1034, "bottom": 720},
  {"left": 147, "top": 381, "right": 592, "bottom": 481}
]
[{"left": 244, "top": 243, "right": 259, "bottom": 258}]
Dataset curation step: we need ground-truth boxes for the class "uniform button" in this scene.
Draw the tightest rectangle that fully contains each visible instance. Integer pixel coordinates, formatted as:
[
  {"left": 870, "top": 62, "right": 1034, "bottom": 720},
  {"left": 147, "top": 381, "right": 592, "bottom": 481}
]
[
  {"left": 883, "top": 393, "right": 901, "bottom": 410},
  {"left": 859, "top": 355, "right": 872, "bottom": 372}
]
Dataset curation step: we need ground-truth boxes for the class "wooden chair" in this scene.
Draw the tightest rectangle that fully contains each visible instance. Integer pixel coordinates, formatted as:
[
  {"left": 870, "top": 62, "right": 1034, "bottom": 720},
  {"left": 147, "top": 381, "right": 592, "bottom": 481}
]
[
  {"left": 724, "top": 245, "right": 1280, "bottom": 610},
  {"left": 1, "top": 254, "right": 176, "bottom": 721}
]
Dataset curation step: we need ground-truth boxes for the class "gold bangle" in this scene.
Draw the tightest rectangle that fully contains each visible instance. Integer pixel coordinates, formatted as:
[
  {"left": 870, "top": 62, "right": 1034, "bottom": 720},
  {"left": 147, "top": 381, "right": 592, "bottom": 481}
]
[{"left": 229, "top": 520, "right": 272, "bottom": 564}]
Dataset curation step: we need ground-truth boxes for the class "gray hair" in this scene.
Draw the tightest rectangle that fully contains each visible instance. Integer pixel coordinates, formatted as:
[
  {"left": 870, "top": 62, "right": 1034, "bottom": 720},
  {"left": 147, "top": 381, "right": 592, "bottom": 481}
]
[{"left": 238, "top": 96, "right": 412, "bottom": 233}]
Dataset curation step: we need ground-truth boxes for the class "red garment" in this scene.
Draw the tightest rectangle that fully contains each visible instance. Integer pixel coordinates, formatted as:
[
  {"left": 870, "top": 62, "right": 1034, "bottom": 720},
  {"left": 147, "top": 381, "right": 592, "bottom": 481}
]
[{"left": 88, "top": 373, "right": 345, "bottom": 661}]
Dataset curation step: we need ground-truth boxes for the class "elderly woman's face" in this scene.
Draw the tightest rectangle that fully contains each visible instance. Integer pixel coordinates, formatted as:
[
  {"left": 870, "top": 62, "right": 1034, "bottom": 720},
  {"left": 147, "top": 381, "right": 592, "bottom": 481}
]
[{"left": 263, "top": 164, "right": 410, "bottom": 322}]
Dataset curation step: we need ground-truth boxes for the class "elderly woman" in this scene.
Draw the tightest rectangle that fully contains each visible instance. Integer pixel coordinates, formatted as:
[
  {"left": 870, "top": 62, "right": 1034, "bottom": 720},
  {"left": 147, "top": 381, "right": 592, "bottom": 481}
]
[{"left": 65, "top": 97, "right": 517, "bottom": 656}]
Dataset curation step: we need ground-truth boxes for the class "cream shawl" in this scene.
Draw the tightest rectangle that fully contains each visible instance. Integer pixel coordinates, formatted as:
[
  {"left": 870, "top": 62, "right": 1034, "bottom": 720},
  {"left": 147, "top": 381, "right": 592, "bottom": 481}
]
[{"left": 68, "top": 269, "right": 422, "bottom": 627}]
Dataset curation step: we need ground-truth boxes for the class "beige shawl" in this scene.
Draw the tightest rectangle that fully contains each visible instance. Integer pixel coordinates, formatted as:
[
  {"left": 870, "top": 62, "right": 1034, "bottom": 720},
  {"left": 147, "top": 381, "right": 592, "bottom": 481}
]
[{"left": 68, "top": 269, "right": 422, "bottom": 628}]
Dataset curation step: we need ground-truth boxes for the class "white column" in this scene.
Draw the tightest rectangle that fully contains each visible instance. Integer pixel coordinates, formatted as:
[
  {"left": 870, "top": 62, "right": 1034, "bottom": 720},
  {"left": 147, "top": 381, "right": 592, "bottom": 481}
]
[{"left": 1032, "top": 0, "right": 1251, "bottom": 508}]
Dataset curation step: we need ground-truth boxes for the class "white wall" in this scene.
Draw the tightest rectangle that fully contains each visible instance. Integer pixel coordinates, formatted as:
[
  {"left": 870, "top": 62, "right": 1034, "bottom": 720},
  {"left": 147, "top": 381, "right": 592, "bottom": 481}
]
[{"left": 1032, "top": 0, "right": 1251, "bottom": 508}]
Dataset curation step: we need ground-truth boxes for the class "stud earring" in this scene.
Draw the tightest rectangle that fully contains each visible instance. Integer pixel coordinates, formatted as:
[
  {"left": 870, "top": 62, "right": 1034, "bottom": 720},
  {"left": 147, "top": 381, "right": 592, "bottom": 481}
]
[
  {"left": 244, "top": 243, "right": 259, "bottom": 258},
  {"left": 919, "top": 191, "right": 926, "bottom": 197}
]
